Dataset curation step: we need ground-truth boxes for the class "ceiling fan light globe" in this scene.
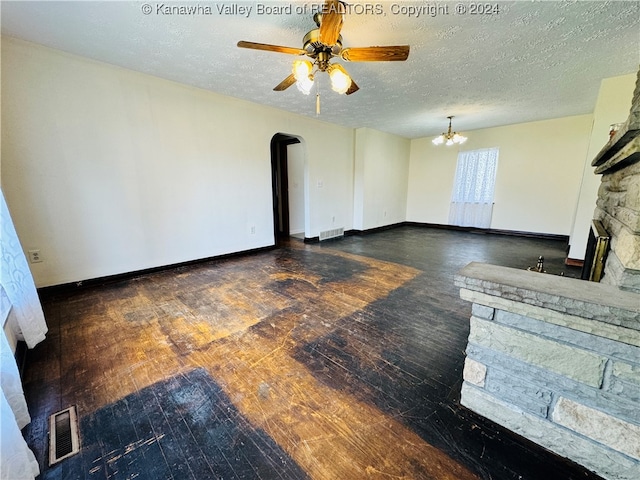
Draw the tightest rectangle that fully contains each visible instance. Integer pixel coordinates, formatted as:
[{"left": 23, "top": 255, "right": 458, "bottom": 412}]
[
  {"left": 446, "top": 138, "right": 454, "bottom": 146},
  {"left": 292, "top": 60, "right": 313, "bottom": 81},
  {"left": 296, "top": 75, "right": 314, "bottom": 95},
  {"left": 330, "top": 73, "right": 351, "bottom": 94},
  {"left": 328, "top": 64, "right": 352, "bottom": 95},
  {"left": 432, "top": 135, "right": 444, "bottom": 145}
]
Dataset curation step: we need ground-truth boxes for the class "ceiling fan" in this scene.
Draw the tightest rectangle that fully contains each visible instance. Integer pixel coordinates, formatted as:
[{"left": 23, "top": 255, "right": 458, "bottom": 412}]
[{"left": 237, "top": 0, "right": 410, "bottom": 98}]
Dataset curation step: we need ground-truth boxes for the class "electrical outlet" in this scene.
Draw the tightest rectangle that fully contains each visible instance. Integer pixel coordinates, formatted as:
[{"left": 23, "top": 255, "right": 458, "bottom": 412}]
[
  {"left": 250, "top": 226, "right": 256, "bottom": 235},
  {"left": 28, "top": 249, "right": 43, "bottom": 263}
]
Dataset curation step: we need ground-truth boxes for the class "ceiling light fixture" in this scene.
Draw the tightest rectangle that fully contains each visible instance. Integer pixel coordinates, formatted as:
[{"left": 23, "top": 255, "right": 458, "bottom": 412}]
[
  {"left": 432, "top": 116, "right": 467, "bottom": 146},
  {"left": 292, "top": 59, "right": 353, "bottom": 96},
  {"left": 292, "top": 58, "right": 353, "bottom": 115}
]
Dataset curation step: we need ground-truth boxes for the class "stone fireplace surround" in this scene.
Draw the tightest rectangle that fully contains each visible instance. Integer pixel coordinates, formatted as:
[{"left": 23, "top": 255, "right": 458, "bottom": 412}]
[
  {"left": 456, "top": 70, "right": 640, "bottom": 479},
  {"left": 592, "top": 70, "right": 640, "bottom": 293}
]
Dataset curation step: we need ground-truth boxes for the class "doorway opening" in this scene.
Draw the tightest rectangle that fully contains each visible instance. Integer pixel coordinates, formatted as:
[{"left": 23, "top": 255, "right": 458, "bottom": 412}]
[{"left": 271, "top": 134, "right": 306, "bottom": 245}]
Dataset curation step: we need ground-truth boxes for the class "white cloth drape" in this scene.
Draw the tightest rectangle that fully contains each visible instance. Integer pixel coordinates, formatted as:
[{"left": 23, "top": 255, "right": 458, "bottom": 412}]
[
  {"left": 1, "top": 317, "right": 40, "bottom": 479},
  {"left": 0, "top": 386, "right": 39, "bottom": 480},
  {"left": 449, "top": 202, "right": 494, "bottom": 228},
  {"left": 448, "top": 148, "right": 499, "bottom": 228},
  {"left": 1, "top": 287, "right": 31, "bottom": 430},
  {"left": 0, "top": 188, "right": 45, "bottom": 480},
  {"left": 1, "top": 189, "right": 47, "bottom": 348}
]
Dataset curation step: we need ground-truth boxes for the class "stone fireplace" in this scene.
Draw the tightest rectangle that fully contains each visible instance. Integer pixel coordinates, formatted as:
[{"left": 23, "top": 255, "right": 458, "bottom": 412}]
[
  {"left": 455, "top": 70, "right": 640, "bottom": 480},
  {"left": 591, "top": 71, "right": 640, "bottom": 292}
]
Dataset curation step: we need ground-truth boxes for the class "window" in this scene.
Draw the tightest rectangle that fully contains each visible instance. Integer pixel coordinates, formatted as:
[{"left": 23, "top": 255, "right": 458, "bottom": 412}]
[{"left": 449, "top": 147, "right": 499, "bottom": 228}]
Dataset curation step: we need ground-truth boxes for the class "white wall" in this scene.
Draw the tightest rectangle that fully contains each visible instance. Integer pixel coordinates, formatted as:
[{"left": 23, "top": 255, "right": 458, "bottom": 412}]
[
  {"left": 1, "top": 37, "right": 354, "bottom": 287},
  {"left": 406, "top": 136, "right": 458, "bottom": 225},
  {"left": 568, "top": 73, "right": 637, "bottom": 260},
  {"left": 407, "top": 115, "right": 593, "bottom": 235},
  {"left": 353, "top": 128, "right": 410, "bottom": 231}
]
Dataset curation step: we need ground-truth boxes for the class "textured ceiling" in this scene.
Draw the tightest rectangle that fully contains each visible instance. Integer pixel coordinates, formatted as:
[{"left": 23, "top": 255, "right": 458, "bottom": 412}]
[{"left": 1, "top": 1, "right": 639, "bottom": 139}]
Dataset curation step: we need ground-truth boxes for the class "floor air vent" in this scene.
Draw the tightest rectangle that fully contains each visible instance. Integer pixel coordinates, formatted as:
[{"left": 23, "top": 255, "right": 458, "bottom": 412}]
[
  {"left": 49, "top": 406, "right": 80, "bottom": 465},
  {"left": 319, "top": 227, "right": 344, "bottom": 241}
]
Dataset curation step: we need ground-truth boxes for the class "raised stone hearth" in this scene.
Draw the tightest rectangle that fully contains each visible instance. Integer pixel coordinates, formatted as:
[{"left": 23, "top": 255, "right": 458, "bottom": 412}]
[{"left": 455, "top": 263, "right": 640, "bottom": 480}]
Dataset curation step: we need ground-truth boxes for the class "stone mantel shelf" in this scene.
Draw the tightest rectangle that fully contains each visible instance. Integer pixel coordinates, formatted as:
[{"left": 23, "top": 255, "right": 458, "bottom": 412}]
[
  {"left": 591, "top": 84, "right": 640, "bottom": 172},
  {"left": 454, "top": 262, "right": 640, "bottom": 331},
  {"left": 594, "top": 134, "right": 640, "bottom": 174}
]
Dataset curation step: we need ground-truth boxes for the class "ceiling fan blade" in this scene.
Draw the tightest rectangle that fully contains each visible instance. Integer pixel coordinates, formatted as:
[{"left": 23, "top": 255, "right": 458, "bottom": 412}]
[
  {"left": 319, "top": 0, "right": 344, "bottom": 46},
  {"left": 341, "top": 46, "right": 410, "bottom": 62},
  {"left": 273, "top": 74, "right": 297, "bottom": 92},
  {"left": 346, "top": 78, "right": 359, "bottom": 95},
  {"left": 237, "top": 41, "right": 306, "bottom": 56}
]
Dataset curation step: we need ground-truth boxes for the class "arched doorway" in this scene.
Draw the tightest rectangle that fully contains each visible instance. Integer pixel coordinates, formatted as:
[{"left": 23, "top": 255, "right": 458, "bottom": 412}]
[{"left": 270, "top": 133, "right": 306, "bottom": 245}]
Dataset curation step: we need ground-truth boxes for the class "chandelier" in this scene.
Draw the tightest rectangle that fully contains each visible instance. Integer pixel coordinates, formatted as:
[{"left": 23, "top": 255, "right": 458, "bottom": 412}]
[{"left": 432, "top": 116, "right": 467, "bottom": 146}]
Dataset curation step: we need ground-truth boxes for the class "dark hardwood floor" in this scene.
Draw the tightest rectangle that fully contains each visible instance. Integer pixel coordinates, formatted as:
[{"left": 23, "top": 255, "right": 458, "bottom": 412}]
[{"left": 23, "top": 226, "right": 602, "bottom": 480}]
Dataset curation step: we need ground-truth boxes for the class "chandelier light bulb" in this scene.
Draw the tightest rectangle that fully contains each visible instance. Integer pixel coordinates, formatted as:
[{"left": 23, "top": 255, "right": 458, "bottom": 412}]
[{"left": 452, "top": 133, "right": 467, "bottom": 144}]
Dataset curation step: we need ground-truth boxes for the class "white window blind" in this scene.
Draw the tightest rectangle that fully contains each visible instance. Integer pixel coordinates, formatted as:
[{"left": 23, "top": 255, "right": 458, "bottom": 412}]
[{"left": 449, "top": 147, "right": 499, "bottom": 228}]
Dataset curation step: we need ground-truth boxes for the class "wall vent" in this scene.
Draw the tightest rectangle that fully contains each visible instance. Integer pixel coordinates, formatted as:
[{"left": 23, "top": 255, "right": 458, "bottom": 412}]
[
  {"left": 49, "top": 406, "right": 80, "bottom": 465},
  {"left": 319, "top": 227, "right": 344, "bottom": 241}
]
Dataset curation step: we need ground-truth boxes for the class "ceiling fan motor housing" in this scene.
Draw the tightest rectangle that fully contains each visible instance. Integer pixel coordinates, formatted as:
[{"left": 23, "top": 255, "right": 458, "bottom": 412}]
[{"left": 303, "top": 29, "right": 342, "bottom": 59}]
